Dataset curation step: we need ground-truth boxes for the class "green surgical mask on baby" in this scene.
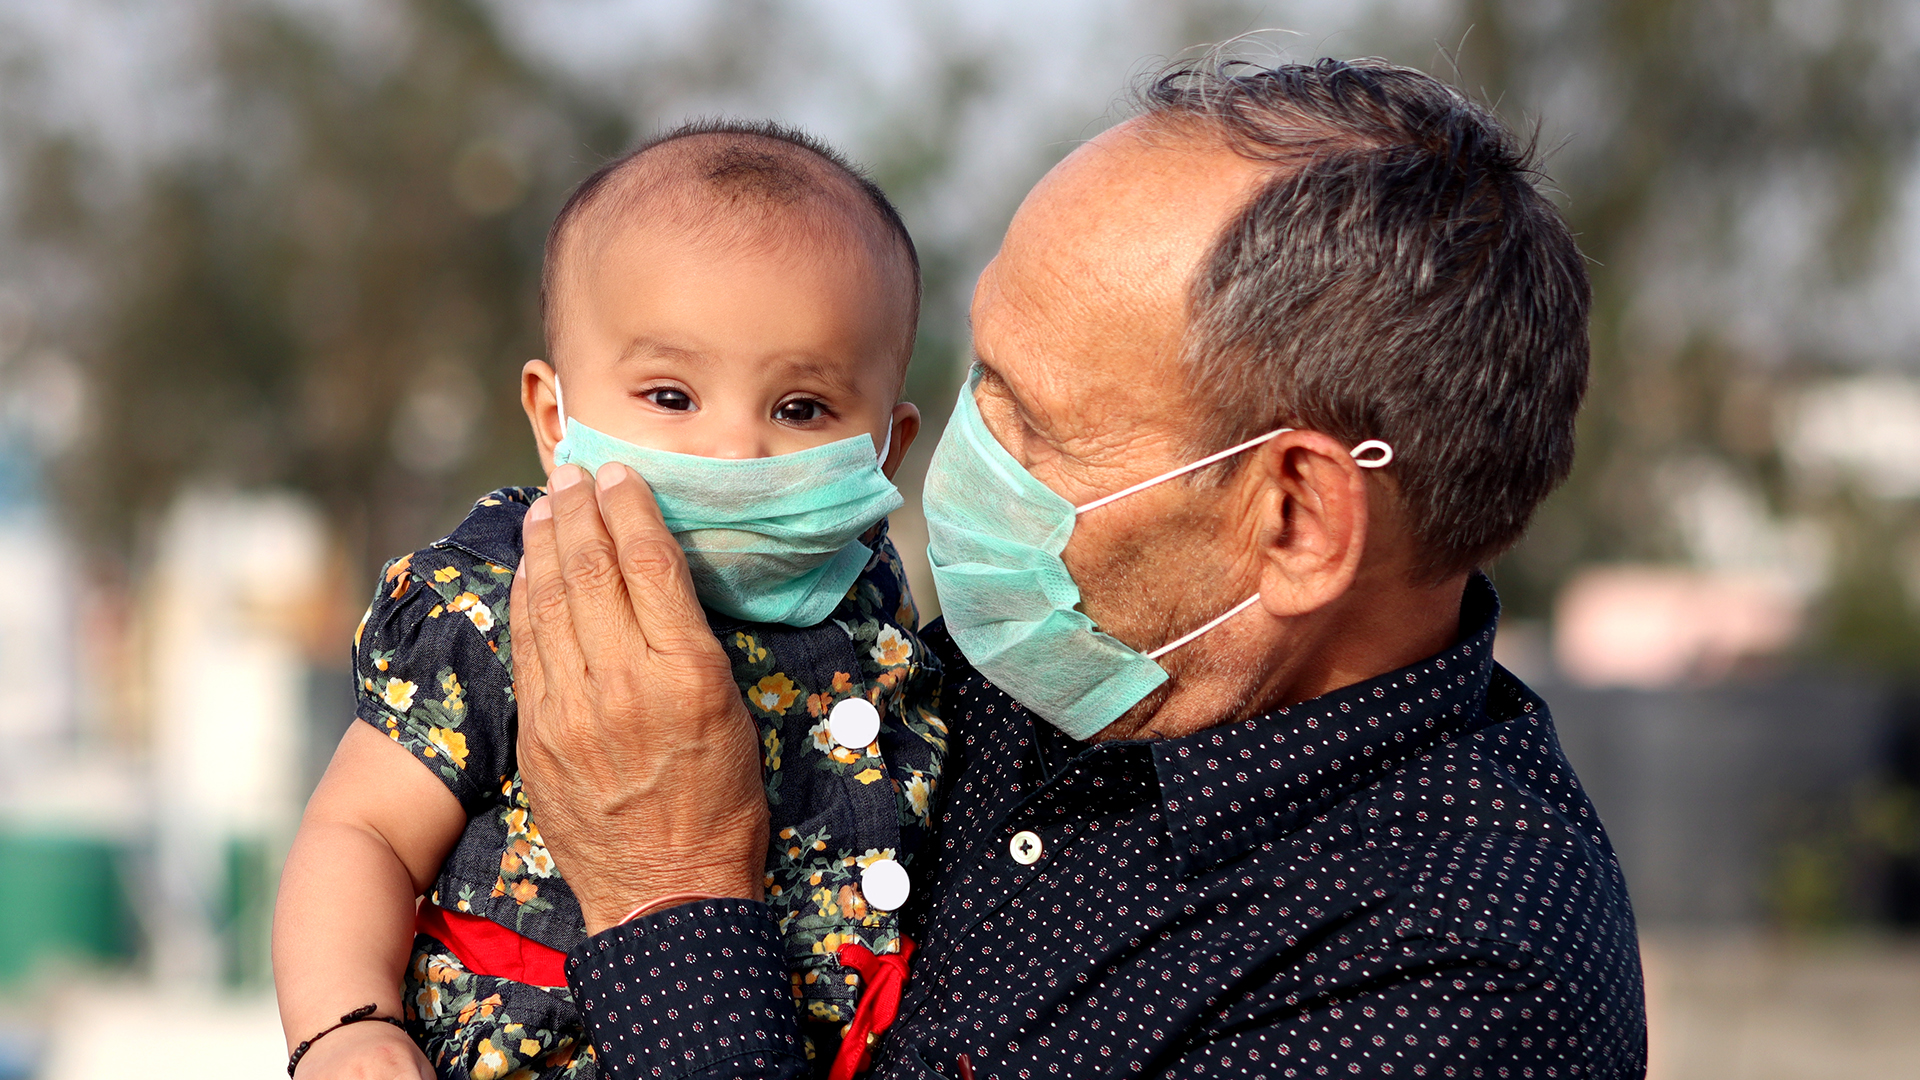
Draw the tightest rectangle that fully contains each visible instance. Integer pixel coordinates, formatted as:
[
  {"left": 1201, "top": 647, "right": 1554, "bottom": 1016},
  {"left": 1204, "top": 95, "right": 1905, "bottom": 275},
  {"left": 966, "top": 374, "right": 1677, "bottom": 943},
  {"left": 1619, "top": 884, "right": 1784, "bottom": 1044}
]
[
  {"left": 924, "top": 367, "right": 1393, "bottom": 740},
  {"left": 551, "top": 382, "right": 903, "bottom": 628}
]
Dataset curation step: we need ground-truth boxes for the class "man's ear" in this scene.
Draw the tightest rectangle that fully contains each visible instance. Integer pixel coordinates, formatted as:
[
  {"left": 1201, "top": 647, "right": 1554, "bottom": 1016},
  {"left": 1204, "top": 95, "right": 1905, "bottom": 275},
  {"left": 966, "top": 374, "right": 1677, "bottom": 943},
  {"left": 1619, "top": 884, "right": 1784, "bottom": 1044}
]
[
  {"left": 881, "top": 402, "right": 921, "bottom": 480},
  {"left": 522, "top": 359, "right": 564, "bottom": 476},
  {"left": 1250, "top": 431, "right": 1370, "bottom": 620}
]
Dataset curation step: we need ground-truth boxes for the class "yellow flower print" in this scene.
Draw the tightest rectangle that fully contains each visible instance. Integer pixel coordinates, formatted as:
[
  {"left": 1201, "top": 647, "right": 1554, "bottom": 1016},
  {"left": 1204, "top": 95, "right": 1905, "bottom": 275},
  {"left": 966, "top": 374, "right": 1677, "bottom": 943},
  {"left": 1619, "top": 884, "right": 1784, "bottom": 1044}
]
[
  {"left": 524, "top": 845, "right": 556, "bottom": 878},
  {"left": 871, "top": 624, "right": 912, "bottom": 667},
  {"left": 354, "top": 606, "right": 371, "bottom": 649},
  {"left": 511, "top": 879, "right": 540, "bottom": 904},
  {"left": 904, "top": 771, "right": 932, "bottom": 817},
  {"left": 426, "top": 727, "right": 468, "bottom": 769},
  {"left": 854, "top": 767, "right": 884, "bottom": 784},
  {"left": 854, "top": 848, "right": 895, "bottom": 870},
  {"left": 504, "top": 807, "right": 530, "bottom": 837},
  {"left": 471, "top": 1037, "right": 510, "bottom": 1080},
  {"left": 459, "top": 994, "right": 503, "bottom": 1026},
  {"left": 501, "top": 847, "right": 523, "bottom": 874},
  {"left": 383, "top": 679, "right": 418, "bottom": 712},
  {"left": 830, "top": 744, "right": 863, "bottom": 765},
  {"left": 806, "top": 691, "right": 834, "bottom": 718},
  {"left": 750, "top": 673, "right": 799, "bottom": 715},
  {"left": 521, "top": 1038, "right": 543, "bottom": 1057},
  {"left": 808, "top": 718, "right": 835, "bottom": 753},
  {"left": 732, "top": 632, "right": 768, "bottom": 663},
  {"left": 440, "top": 671, "right": 465, "bottom": 711},
  {"left": 486, "top": 563, "right": 511, "bottom": 576},
  {"left": 433, "top": 566, "right": 462, "bottom": 583},
  {"left": 830, "top": 671, "right": 854, "bottom": 694},
  {"left": 385, "top": 554, "right": 414, "bottom": 599},
  {"left": 413, "top": 983, "right": 444, "bottom": 1018},
  {"left": 450, "top": 592, "right": 494, "bottom": 632},
  {"left": 838, "top": 884, "right": 869, "bottom": 920}
]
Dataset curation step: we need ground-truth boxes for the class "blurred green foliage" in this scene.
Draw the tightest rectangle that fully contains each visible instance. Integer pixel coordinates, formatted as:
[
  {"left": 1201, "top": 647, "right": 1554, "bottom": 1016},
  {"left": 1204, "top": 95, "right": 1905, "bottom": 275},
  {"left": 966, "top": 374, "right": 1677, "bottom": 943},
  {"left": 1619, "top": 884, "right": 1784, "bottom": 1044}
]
[{"left": 3, "top": 0, "right": 1919, "bottom": 679}]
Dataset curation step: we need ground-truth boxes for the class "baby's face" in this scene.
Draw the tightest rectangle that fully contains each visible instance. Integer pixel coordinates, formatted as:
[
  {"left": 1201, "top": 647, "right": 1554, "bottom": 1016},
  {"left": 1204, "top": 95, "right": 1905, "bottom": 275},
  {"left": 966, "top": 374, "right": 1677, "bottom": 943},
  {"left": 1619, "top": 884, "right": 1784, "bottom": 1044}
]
[{"left": 532, "top": 221, "right": 913, "bottom": 467}]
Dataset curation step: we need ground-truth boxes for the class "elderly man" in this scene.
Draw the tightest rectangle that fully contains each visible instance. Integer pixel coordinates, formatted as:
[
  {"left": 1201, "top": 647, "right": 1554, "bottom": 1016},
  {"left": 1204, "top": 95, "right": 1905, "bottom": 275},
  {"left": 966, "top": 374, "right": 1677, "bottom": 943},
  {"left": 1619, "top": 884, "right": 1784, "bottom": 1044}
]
[{"left": 511, "top": 58, "right": 1646, "bottom": 1079}]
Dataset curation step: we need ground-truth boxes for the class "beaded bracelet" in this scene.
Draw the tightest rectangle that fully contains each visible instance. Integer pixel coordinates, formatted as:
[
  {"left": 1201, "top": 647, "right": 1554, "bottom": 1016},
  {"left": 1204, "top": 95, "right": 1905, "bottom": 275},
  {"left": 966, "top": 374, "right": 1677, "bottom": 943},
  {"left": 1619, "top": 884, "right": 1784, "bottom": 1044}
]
[{"left": 286, "top": 1003, "right": 407, "bottom": 1076}]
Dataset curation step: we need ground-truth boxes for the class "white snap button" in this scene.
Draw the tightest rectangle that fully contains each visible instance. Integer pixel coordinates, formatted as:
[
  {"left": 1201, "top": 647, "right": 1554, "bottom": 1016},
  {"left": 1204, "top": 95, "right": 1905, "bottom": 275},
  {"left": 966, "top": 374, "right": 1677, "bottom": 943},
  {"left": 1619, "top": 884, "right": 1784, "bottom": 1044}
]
[
  {"left": 828, "top": 697, "right": 881, "bottom": 750},
  {"left": 1009, "top": 830, "right": 1043, "bottom": 865},
  {"left": 860, "top": 857, "right": 910, "bottom": 912}
]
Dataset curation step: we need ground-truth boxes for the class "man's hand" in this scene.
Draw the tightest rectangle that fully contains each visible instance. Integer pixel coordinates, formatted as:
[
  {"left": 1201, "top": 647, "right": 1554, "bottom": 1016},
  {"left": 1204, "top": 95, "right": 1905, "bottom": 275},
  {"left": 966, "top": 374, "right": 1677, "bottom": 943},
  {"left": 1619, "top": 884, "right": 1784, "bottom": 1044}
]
[{"left": 511, "top": 462, "right": 768, "bottom": 934}]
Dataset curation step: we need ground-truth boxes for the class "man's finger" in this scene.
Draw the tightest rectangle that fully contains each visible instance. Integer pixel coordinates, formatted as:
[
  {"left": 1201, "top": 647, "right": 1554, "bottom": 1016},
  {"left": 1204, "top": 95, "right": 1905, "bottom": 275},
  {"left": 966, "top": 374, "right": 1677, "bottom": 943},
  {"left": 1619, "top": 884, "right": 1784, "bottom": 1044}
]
[
  {"left": 508, "top": 560, "right": 545, "bottom": 730},
  {"left": 548, "top": 463, "right": 646, "bottom": 670},
  {"left": 516, "top": 493, "right": 582, "bottom": 739},
  {"left": 593, "top": 463, "right": 711, "bottom": 654}
]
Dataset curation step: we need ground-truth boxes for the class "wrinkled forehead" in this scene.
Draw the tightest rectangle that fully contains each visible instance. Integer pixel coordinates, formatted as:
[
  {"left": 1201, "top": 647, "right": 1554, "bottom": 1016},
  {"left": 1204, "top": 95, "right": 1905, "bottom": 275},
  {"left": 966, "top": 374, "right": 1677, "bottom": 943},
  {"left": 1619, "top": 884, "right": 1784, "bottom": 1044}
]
[{"left": 973, "top": 120, "right": 1273, "bottom": 400}]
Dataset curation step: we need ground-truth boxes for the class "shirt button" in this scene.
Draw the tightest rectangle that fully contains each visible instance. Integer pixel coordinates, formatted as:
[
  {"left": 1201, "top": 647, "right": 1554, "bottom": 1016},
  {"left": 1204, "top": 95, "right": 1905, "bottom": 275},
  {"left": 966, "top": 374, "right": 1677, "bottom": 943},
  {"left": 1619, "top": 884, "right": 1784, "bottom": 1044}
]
[
  {"left": 1009, "top": 830, "right": 1043, "bottom": 865},
  {"left": 828, "top": 697, "right": 881, "bottom": 750},
  {"left": 860, "top": 858, "right": 910, "bottom": 912}
]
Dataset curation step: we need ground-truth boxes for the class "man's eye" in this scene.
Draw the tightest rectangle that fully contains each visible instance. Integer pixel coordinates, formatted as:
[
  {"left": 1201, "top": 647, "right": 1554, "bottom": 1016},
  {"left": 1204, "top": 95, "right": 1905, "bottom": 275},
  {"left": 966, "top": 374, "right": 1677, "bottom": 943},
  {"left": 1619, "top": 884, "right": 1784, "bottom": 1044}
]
[
  {"left": 644, "top": 388, "right": 693, "bottom": 411},
  {"left": 774, "top": 399, "right": 826, "bottom": 423}
]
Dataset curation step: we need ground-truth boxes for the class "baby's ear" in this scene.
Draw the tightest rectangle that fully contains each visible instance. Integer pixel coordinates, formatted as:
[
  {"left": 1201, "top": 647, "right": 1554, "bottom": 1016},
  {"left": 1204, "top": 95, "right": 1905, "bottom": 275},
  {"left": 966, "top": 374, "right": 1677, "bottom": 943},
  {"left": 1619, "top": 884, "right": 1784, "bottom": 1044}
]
[
  {"left": 881, "top": 402, "right": 921, "bottom": 480},
  {"left": 521, "top": 360, "right": 564, "bottom": 476}
]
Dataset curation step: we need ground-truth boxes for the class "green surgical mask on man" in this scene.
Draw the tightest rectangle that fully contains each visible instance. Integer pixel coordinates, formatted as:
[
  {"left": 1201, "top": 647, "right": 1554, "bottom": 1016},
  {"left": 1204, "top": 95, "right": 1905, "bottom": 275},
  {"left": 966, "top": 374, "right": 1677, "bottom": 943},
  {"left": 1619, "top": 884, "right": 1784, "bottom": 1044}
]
[{"left": 923, "top": 367, "right": 1393, "bottom": 740}]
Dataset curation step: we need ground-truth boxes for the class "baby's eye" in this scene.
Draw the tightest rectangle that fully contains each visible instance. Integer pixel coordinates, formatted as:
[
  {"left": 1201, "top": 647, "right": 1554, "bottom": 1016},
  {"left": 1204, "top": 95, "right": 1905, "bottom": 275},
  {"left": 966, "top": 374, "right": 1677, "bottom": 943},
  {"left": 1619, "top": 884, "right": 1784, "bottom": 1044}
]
[
  {"left": 774, "top": 398, "right": 828, "bottom": 424},
  {"left": 643, "top": 387, "right": 693, "bottom": 412}
]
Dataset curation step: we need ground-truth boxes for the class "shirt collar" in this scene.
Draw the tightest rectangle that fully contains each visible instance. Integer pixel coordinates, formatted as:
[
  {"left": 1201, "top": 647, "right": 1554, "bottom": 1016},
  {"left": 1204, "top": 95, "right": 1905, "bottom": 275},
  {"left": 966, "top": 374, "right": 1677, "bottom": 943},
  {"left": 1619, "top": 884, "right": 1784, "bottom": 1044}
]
[{"left": 1150, "top": 573, "right": 1502, "bottom": 878}]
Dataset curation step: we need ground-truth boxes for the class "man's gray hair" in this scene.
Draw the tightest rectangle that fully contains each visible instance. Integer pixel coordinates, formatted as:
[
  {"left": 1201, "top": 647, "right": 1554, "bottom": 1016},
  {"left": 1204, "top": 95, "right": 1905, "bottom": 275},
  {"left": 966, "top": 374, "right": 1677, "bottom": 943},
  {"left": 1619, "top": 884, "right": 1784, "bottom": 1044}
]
[{"left": 1142, "top": 57, "right": 1590, "bottom": 581}]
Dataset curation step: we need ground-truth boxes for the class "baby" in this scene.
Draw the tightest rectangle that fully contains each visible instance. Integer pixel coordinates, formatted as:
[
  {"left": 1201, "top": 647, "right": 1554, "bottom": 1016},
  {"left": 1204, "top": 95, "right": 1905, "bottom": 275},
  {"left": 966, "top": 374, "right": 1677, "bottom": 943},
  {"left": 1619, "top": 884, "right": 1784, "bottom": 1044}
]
[{"left": 274, "top": 121, "right": 945, "bottom": 1080}]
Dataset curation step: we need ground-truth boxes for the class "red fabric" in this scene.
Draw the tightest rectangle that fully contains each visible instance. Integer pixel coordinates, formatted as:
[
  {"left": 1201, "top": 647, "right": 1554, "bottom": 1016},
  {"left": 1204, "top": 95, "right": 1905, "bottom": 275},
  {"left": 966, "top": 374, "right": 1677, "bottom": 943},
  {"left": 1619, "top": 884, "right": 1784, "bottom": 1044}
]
[
  {"left": 828, "top": 937, "right": 916, "bottom": 1080},
  {"left": 415, "top": 903, "right": 570, "bottom": 988}
]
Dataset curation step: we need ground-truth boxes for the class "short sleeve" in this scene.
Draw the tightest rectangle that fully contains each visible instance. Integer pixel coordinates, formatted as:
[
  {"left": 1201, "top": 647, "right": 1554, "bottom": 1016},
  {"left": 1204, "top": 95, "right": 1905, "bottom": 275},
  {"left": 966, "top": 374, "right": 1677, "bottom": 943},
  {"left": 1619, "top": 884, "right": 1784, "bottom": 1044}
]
[{"left": 352, "top": 546, "right": 518, "bottom": 813}]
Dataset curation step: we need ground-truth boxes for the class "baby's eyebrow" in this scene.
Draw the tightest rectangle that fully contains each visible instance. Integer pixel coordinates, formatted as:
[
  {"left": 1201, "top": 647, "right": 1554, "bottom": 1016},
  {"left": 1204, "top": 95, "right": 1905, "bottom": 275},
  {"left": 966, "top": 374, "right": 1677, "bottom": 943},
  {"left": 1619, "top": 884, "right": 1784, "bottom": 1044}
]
[
  {"left": 774, "top": 356, "right": 863, "bottom": 397},
  {"left": 618, "top": 337, "right": 710, "bottom": 365}
]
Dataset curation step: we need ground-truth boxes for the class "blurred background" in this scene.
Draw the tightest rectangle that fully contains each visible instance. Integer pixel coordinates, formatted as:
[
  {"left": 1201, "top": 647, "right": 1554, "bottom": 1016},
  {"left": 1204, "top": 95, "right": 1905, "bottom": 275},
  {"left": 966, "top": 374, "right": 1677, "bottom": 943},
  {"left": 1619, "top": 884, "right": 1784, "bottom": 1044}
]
[{"left": 0, "top": 0, "right": 1917, "bottom": 1076}]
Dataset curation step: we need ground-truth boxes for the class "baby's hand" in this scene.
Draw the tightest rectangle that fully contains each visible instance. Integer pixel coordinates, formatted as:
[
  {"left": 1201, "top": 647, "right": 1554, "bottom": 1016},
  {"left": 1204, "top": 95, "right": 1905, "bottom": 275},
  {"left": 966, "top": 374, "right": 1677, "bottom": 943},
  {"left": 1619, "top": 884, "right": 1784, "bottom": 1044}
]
[{"left": 291, "top": 1019, "right": 433, "bottom": 1080}]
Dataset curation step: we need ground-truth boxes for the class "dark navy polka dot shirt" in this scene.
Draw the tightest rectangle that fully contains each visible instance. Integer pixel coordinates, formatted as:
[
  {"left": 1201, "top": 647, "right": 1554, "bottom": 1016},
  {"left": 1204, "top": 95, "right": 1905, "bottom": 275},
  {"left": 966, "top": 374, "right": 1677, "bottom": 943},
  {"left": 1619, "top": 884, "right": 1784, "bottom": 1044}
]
[{"left": 566, "top": 576, "right": 1647, "bottom": 1079}]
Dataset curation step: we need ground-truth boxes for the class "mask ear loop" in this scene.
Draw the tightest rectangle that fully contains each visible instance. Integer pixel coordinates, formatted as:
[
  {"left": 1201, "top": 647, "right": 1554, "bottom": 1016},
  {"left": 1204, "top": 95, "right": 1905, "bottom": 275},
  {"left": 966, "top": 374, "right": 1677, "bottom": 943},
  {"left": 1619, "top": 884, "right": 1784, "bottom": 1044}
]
[
  {"left": 1351, "top": 439, "right": 1394, "bottom": 468},
  {"left": 1125, "top": 435, "right": 1398, "bottom": 662}
]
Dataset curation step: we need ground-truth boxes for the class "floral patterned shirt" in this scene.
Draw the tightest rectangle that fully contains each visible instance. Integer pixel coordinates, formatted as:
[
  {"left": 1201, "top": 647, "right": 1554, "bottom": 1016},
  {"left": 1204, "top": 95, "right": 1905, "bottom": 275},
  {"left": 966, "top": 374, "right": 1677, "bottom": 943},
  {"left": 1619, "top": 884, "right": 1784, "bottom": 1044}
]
[{"left": 354, "top": 487, "right": 945, "bottom": 1034}]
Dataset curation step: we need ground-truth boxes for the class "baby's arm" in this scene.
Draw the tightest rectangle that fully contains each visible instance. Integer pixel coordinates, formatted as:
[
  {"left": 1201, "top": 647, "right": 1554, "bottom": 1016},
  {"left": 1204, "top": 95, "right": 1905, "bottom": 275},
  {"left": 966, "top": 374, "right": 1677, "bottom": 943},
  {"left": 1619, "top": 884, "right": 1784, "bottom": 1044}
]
[{"left": 274, "top": 721, "right": 466, "bottom": 1079}]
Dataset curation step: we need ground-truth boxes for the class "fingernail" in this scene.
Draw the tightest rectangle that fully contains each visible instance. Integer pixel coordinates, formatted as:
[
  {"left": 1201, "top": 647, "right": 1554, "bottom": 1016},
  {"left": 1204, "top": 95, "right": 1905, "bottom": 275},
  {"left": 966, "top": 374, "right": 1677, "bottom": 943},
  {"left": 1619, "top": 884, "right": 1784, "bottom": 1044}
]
[
  {"left": 596, "top": 461, "right": 628, "bottom": 490},
  {"left": 551, "top": 465, "right": 583, "bottom": 491},
  {"left": 528, "top": 497, "right": 552, "bottom": 521}
]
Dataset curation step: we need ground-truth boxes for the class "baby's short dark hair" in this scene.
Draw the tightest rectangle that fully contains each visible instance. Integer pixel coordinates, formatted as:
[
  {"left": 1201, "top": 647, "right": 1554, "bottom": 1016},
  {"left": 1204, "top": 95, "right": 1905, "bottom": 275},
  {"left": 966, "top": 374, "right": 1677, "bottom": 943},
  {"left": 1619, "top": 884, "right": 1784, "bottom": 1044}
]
[{"left": 541, "top": 120, "right": 921, "bottom": 370}]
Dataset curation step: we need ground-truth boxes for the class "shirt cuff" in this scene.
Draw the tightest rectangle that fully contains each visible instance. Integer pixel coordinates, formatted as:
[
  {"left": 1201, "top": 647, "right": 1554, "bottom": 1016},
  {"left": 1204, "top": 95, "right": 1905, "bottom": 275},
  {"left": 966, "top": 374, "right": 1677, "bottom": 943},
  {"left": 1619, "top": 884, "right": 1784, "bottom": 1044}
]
[{"left": 566, "top": 898, "right": 807, "bottom": 1080}]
